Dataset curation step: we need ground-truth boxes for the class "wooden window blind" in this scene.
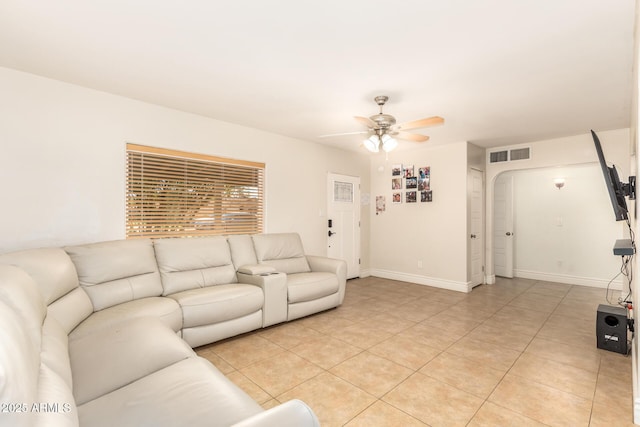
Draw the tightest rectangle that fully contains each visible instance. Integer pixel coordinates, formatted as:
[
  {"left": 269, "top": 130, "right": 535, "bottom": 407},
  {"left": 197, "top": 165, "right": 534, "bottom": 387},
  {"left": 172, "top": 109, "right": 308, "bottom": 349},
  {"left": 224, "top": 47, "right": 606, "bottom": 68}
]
[{"left": 126, "top": 144, "right": 264, "bottom": 238}]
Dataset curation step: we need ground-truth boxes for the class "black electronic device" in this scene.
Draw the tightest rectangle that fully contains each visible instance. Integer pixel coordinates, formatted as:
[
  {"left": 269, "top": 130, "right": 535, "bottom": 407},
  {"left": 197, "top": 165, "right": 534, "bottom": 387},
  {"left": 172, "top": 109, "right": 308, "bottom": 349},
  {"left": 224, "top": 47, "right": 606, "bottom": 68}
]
[
  {"left": 613, "top": 239, "right": 635, "bottom": 256},
  {"left": 591, "top": 130, "right": 636, "bottom": 221},
  {"left": 596, "top": 304, "right": 628, "bottom": 354}
]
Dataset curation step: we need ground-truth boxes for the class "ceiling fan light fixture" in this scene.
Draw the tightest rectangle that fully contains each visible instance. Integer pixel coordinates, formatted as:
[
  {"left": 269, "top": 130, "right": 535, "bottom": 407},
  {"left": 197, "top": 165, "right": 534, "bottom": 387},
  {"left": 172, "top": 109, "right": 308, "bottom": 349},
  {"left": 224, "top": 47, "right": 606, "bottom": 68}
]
[
  {"left": 327, "top": 96, "right": 441, "bottom": 152},
  {"left": 364, "top": 135, "right": 379, "bottom": 152},
  {"left": 382, "top": 135, "right": 398, "bottom": 152}
]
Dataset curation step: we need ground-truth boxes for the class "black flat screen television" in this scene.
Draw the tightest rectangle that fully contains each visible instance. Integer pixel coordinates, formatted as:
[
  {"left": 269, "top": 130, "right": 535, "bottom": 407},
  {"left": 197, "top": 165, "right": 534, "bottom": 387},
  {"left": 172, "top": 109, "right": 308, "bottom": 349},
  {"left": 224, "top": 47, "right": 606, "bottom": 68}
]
[{"left": 591, "top": 130, "right": 635, "bottom": 221}]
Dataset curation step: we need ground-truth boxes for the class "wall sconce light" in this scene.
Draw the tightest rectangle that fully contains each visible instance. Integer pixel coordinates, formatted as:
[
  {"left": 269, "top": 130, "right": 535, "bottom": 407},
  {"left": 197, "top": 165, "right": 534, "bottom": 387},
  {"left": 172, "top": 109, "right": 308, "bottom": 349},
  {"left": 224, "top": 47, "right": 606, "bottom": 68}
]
[{"left": 554, "top": 178, "right": 565, "bottom": 190}]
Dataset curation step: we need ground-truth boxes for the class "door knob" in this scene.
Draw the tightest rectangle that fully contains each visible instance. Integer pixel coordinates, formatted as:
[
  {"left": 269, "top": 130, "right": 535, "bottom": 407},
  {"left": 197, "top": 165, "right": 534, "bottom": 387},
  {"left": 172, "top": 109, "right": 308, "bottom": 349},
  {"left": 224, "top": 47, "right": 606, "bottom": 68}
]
[
  {"left": 470, "top": 234, "right": 476, "bottom": 239},
  {"left": 328, "top": 230, "right": 337, "bottom": 237},
  {"left": 506, "top": 232, "right": 512, "bottom": 236}
]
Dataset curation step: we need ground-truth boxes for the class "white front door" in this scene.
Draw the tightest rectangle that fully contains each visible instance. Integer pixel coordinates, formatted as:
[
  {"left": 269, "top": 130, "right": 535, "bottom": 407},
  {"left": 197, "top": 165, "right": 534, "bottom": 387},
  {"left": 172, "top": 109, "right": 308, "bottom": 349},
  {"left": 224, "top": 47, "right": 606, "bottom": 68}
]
[
  {"left": 327, "top": 173, "right": 360, "bottom": 279},
  {"left": 494, "top": 173, "right": 514, "bottom": 278},
  {"left": 469, "top": 169, "right": 484, "bottom": 287}
]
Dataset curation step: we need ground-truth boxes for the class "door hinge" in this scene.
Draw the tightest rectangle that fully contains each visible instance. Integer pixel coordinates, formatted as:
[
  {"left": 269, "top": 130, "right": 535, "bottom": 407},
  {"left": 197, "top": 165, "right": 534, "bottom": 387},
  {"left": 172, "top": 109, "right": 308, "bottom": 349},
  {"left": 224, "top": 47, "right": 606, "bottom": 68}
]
[
  {"left": 482, "top": 266, "right": 485, "bottom": 272},
  {"left": 359, "top": 258, "right": 361, "bottom": 265}
]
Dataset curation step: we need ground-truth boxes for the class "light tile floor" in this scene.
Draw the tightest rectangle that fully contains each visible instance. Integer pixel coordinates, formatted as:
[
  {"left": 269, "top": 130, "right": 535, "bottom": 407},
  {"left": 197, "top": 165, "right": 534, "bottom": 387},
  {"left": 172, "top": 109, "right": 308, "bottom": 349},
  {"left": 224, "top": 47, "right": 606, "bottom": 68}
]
[{"left": 195, "top": 277, "right": 634, "bottom": 426}]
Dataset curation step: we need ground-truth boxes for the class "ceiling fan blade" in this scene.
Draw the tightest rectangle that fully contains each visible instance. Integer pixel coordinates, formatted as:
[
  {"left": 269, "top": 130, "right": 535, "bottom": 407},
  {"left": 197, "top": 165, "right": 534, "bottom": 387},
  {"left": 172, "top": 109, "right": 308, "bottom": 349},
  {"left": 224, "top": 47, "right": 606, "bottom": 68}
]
[
  {"left": 393, "top": 116, "right": 444, "bottom": 131},
  {"left": 318, "top": 130, "right": 369, "bottom": 138},
  {"left": 394, "top": 131, "right": 430, "bottom": 143},
  {"left": 354, "top": 116, "right": 376, "bottom": 128}
]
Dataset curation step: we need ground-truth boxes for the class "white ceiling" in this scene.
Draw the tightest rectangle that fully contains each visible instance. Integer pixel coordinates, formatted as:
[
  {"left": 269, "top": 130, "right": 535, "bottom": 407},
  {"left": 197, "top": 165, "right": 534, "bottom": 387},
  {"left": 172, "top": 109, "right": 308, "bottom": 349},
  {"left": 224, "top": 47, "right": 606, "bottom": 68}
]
[{"left": 0, "top": 0, "right": 635, "bottom": 151}]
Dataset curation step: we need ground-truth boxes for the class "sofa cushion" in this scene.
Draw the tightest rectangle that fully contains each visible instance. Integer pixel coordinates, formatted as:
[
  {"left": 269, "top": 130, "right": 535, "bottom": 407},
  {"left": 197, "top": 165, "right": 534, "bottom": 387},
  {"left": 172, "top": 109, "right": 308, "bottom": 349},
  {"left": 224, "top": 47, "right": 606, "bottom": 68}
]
[
  {"left": 0, "top": 248, "right": 93, "bottom": 334},
  {"left": 35, "top": 364, "right": 78, "bottom": 427},
  {"left": 65, "top": 239, "right": 163, "bottom": 311},
  {"left": 47, "top": 287, "right": 94, "bottom": 335},
  {"left": 69, "top": 297, "right": 182, "bottom": 341},
  {"left": 252, "top": 233, "right": 311, "bottom": 274},
  {"left": 0, "top": 265, "right": 46, "bottom": 350},
  {"left": 227, "top": 234, "right": 258, "bottom": 269},
  {"left": 0, "top": 265, "right": 79, "bottom": 427},
  {"left": 169, "top": 284, "right": 263, "bottom": 328},
  {"left": 154, "top": 236, "right": 237, "bottom": 296},
  {"left": 0, "top": 300, "right": 39, "bottom": 427},
  {"left": 0, "top": 268, "right": 42, "bottom": 426},
  {"left": 78, "top": 357, "right": 263, "bottom": 427},
  {"left": 41, "top": 317, "right": 73, "bottom": 389},
  {"left": 231, "top": 399, "right": 320, "bottom": 427},
  {"left": 70, "top": 317, "right": 194, "bottom": 405},
  {"left": 287, "top": 272, "right": 339, "bottom": 304},
  {"left": 181, "top": 311, "right": 263, "bottom": 348},
  {"left": 0, "top": 247, "right": 79, "bottom": 305}
]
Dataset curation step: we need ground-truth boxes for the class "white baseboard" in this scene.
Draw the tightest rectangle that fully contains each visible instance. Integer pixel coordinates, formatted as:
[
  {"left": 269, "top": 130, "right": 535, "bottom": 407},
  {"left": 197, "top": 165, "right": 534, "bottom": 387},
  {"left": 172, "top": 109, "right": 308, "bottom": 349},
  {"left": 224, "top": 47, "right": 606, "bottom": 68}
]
[
  {"left": 513, "top": 269, "right": 624, "bottom": 290},
  {"left": 359, "top": 268, "right": 622, "bottom": 292},
  {"left": 368, "top": 269, "right": 472, "bottom": 293},
  {"left": 357, "top": 268, "right": 371, "bottom": 278}
]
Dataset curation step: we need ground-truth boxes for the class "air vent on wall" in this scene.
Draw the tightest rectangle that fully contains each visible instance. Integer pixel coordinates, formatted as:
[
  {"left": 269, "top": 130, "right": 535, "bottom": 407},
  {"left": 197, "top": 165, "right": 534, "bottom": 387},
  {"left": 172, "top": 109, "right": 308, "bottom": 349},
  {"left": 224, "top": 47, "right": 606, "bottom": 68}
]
[
  {"left": 489, "top": 151, "right": 508, "bottom": 163},
  {"left": 489, "top": 147, "right": 531, "bottom": 163},
  {"left": 510, "top": 147, "right": 530, "bottom": 161}
]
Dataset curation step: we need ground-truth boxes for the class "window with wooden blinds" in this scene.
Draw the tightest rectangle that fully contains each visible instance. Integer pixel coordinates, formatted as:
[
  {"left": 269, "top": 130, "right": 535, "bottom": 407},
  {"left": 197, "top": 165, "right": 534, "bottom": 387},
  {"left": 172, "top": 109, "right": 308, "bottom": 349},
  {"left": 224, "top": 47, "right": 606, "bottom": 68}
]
[{"left": 126, "top": 144, "right": 264, "bottom": 238}]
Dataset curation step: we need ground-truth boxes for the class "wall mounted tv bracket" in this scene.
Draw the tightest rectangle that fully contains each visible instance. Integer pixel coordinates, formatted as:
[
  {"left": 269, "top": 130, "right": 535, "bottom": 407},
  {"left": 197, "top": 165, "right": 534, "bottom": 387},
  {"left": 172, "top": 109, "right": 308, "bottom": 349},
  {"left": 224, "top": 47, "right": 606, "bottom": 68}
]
[{"left": 623, "top": 176, "right": 636, "bottom": 200}]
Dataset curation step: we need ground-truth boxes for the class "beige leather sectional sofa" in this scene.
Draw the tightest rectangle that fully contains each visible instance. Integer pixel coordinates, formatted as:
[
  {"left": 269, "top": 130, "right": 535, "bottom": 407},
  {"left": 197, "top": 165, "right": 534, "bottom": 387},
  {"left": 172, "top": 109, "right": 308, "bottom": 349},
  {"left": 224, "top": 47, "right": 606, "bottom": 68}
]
[{"left": 0, "top": 233, "right": 346, "bottom": 427}]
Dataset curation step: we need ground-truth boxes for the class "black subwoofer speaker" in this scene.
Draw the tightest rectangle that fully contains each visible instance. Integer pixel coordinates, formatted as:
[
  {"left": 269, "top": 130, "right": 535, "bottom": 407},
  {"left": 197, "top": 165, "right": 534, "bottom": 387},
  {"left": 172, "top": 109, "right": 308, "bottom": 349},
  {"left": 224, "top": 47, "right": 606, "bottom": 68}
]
[{"left": 596, "top": 304, "right": 628, "bottom": 354}]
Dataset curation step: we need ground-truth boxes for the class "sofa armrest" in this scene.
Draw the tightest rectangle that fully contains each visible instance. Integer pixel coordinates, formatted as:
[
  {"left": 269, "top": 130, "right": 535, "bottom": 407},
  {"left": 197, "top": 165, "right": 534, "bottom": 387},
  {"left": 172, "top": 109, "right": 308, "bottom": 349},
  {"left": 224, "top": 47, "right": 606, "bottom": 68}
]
[
  {"left": 231, "top": 399, "right": 320, "bottom": 427},
  {"left": 306, "top": 255, "right": 345, "bottom": 276},
  {"left": 306, "top": 255, "right": 347, "bottom": 304},
  {"left": 237, "top": 264, "right": 277, "bottom": 275},
  {"left": 237, "top": 272, "right": 287, "bottom": 327}
]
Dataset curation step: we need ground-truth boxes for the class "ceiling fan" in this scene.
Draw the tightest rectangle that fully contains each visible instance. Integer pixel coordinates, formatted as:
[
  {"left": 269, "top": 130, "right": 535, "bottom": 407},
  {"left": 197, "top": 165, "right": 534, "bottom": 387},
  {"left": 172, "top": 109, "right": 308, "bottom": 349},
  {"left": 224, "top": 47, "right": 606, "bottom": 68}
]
[{"left": 320, "top": 95, "right": 444, "bottom": 153}]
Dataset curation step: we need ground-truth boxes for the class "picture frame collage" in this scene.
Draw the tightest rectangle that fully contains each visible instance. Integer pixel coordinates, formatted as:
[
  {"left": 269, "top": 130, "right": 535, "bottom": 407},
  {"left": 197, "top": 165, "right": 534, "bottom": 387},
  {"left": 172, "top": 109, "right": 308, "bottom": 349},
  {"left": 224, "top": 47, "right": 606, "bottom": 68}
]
[{"left": 392, "top": 164, "right": 432, "bottom": 204}]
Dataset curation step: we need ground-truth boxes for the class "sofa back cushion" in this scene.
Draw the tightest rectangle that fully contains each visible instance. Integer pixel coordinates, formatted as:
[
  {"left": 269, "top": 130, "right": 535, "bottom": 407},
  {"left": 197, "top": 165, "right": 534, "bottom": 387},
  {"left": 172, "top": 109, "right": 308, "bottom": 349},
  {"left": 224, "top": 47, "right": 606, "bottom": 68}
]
[
  {"left": 227, "top": 234, "right": 258, "bottom": 269},
  {"left": 0, "top": 264, "right": 46, "bottom": 355},
  {"left": 65, "top": 239, "right": 162, "bottom": 311},
  {"left": 153, "top": 237, "right": 238, "bottom": 295},
  {"left": 0, "top": 248, "right": 79, "bottom": 305},
  {"left": 0, "top": 266, "right": 44, "bottom": 426},
  {"left": 0, "top": 265, "right": 79, "bottom": 427},
  {"left": 0, "top": 297, "right": 40, "bottom": 427},
  {"left": 0, "top": 247, "right": 92, "bottom": 333},
  {"left": 252, "top": 233, "right": 311, "bottom": 274}
]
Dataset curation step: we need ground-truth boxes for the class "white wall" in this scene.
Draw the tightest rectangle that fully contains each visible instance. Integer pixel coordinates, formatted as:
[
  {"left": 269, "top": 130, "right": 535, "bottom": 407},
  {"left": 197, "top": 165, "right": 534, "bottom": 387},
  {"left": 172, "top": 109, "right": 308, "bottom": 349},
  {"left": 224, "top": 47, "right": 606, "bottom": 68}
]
[
  {"left": 499, "top": 164, "right": 624, "bottom": 287},
  {"left": 0, "top": 67, "right": 370, "bottom": 261},
  {"left": 485, "top": 128, "right": 632, "bottom": 284},
  {"left": 368, "top": 141, "right": 469, "bottom": 291}
]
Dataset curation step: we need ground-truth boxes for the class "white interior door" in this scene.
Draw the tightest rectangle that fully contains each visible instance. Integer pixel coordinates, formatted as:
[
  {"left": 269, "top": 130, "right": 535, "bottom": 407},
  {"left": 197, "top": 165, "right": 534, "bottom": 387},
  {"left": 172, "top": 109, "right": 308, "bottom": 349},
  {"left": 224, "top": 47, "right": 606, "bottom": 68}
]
[
  {"left": 469, "top": 169, "right": 484, "bottom": 287},
  {"left": 327, "top": 173, "right": 360, "bottom": 279},
  {"left": 494, "top": 173, "right": 514, "bottom": 278}
]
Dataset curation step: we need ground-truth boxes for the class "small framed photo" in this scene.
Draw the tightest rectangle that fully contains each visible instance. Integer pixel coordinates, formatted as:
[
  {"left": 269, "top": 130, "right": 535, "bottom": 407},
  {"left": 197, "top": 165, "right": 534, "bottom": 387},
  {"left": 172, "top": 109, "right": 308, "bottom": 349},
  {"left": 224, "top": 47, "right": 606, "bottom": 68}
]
[
  {"left": 376, "top": 196, "right": 386, "bottom": 213},
  {"left": 392, "top": 192, "right": 402, "bottom": 203},
  {"left": 421, "top": 191, "right": 433, "bottom": 202},
  {"left": 404, "top": 165, "right": 415, "bottom": 178},
  {"left": 406, "top": 191, "right": 417, "bottom": 203},
  {"left": 392, "top": 164, "right": 403, "bottom": 176},
  {"left": 418, "top": 178, "right": 429, "bottom": 191},
  {"left": 392, "top": 177, "right": 402, "bottom": 190},
  {"left": 418, "top": 166, "right": 430, "bottom": 179},
  {"left": 406, "top": 176, "right": 417, "bottom": 189}
]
